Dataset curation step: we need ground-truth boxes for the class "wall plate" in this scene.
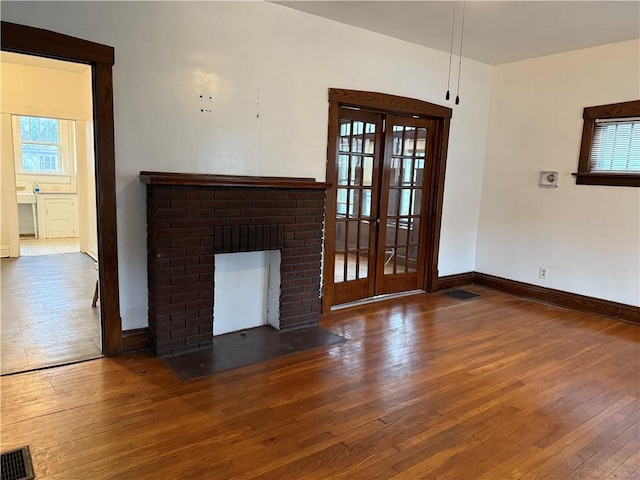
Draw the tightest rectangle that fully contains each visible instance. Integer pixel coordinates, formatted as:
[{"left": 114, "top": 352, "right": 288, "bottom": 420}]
[{"left": 539, "top": 171, "right": 559, "bottom": 188}]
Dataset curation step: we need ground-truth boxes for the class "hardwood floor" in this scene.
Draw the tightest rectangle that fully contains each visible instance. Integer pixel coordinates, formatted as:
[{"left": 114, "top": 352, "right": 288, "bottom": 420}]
[
  {"left": 1, "top": 286, "right": 638, "bottom": 479},
  {"left": 1, "top": 253, "right": 102, "bottom": 375}
]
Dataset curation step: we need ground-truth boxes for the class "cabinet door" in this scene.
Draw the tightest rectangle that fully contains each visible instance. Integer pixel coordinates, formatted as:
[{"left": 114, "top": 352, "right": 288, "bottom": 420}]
[{"left": 44, "top": 197, "right": 79, "bottom": 238}]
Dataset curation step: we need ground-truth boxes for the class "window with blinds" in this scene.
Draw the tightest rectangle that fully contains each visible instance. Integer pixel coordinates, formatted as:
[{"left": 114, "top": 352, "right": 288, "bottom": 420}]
[
  {"left": 590, "top": 118, "right": 640, "bottom": 172},
  {"left": 575, "top": 100, "right": 640, "bottom": 187}
]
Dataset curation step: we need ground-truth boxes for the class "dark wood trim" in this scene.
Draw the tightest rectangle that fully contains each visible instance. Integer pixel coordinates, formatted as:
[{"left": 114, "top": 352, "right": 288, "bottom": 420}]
[
  {"left": 122, "top": 328, "right": 150, "bottom": 353},
  {"left": 426, "top": 117, "right": 451, "bottom": 292},
  {"left": 437, "top": 272, "right": 475, "bottom": 291},
  {"left": 573, "top": 173, "right": 640, "bottom": 187},
  {"left": 1, "top": 21, "right": 114, "bottom": 65},
  {"left": 329, "top": 89, "right": 453, "bottom": 119},
  {"left": 575, "top": 99, "right": 640, "bottom": 187},
  {"left": 323, "top": 89, "right": 452, "bottom": 310},
  {"left": 474, "top": 272, "right": 639, "bottom": 325},
  {"left": 583, "top": 99, "right": 640, "bottom": 120},
  {"left": 2, "top": 21, "right": 122, "bottom": 355},
  {"left": 321, "top": 98, "right": 341, "bottom": 312},
  {"left": 139, "top": 171, "right": 330, "bottom": 189}
]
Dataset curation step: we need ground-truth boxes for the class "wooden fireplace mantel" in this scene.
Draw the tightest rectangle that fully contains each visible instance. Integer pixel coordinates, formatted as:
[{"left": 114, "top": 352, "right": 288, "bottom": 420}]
[{"left": 140, "top": 171, "right": 330, "bottom": 189}]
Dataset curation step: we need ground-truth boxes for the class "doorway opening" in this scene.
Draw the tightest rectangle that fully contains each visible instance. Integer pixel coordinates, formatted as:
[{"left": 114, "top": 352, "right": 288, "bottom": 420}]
[
  {"left": 322, "top": 89, "right": 452, "bottom": 310},
  {"left": 1, "top": 21, "right": 122, "bottom": 357},
  {"left": 0, "top": 53, "right": 102, "bottom": 374}
]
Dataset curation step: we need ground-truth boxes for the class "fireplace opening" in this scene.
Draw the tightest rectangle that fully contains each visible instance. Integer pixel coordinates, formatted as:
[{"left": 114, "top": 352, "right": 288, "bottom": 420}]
[{"left": 213, "top": 250, "right": 281, "bottom": 335}]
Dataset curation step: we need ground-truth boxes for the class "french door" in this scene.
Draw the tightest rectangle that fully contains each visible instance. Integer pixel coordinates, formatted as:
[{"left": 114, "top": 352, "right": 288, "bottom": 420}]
[{"left": 327, "top": 106, "right": 436, "bottom": 306}]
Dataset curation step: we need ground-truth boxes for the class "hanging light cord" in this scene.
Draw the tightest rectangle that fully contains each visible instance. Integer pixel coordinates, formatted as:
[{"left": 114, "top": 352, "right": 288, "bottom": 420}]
[
  {"left": 455, "top": 0, "right": 466, "bottom": 105},
  {"left": 446, "top": 1, "right": 456, "bottom": 101}
]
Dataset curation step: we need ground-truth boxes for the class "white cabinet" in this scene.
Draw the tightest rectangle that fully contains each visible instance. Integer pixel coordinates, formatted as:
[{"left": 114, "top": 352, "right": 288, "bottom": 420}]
[{"left": 36, "top": 194, "right": 79, "bottom": 239}]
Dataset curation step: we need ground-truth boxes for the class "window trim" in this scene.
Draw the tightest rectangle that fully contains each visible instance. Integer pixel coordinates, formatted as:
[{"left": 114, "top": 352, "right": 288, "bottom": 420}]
[{"left": 574, "top": 99, "right": 640, "bottom": 187}]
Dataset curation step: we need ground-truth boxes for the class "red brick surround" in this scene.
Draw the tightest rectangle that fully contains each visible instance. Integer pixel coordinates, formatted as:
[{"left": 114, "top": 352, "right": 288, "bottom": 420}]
[{"left": 141, "top": 172, "right": 329, "bottom": 357}]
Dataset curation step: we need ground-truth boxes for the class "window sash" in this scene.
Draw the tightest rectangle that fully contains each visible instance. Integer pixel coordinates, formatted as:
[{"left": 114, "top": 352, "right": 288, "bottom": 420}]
[
  {"left": 589, "top": 119, "right": 640, "bottom": 173},
  {"left": 13, "top": 115, "right": 74, "bottom": 176}
]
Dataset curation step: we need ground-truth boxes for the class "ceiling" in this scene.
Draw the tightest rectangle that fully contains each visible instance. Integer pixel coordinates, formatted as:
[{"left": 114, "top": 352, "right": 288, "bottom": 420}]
[{"left": 275, "top": 1, "right": 640, "bottom": 65}]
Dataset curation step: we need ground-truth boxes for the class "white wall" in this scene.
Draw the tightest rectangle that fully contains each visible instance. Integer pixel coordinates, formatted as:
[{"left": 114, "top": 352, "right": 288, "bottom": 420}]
[
  {"left": 1, "top": 2, "right": 493, "bottom": 329},
  {"left": 477, "top": 40, "right": 640, "bottom": 306}
]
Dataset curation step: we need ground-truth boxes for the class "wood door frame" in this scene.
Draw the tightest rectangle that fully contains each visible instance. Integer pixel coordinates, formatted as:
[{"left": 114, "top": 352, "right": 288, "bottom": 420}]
[
  {"left": 323, "top": 88, "right": 452, "bottom": 311},
  {"left": 1, "top": 21, "right": 123, "bottom": 355}
]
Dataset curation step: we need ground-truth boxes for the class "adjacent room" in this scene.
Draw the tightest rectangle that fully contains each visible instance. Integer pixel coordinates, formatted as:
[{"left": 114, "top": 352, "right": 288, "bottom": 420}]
[
  {"left": 0, "top": 1, "right": 638, "bottom": 479},
  {"left": 0, "top": 53, "right": 102, "bottom": 375}
]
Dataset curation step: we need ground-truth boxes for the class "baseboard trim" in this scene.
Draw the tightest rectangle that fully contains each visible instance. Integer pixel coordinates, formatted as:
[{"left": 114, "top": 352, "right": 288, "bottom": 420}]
[
  {"left": 437, "top": 272, "right": 475, "bottom": 290},
  {"left": 474, "top": 272, "right": 639, "bottom": 325},
  {"left": 122, "top": 327, "right": 150, "bottom": 353},
  {"left": 125, "top": 273, "right": 637, "bottom": 353}
]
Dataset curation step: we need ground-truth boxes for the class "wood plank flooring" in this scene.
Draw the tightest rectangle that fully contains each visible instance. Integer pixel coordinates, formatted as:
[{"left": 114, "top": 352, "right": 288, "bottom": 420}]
[
  {"left": 1, "top": 286, "right": 638, "bottom": 479},
  {"left": 1, "top": 253, "right": 102, "bottom": 375}
]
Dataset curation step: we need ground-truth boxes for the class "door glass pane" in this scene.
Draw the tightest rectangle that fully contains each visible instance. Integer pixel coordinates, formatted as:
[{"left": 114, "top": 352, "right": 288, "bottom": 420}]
[
  {"left": 364, "top": 123, "right": 376, "bottom": 154},
  {"left": 352, "top": 121, "right": 364, "bottom": 152},
  {"left": 339, "top": 120, "right": 351, "bottom": 152},
  {"left": 358, "top": 252, "right": 369, "bottom": 279},
  {"left": 413, "top": 159, "right": 425, "bottom": 186},
  {"left": 407, "top": 245, "right": 418, "bottom": 273},
  {"left": 392, "top": 125, "right": 403, "bottom": 155},
  {"left": 359, "top": 221, "right": 370, "bottom": 249},
  {"left": 402, "top": 159, "right": 413, "bottom": 185},
  {"left": 403, "top": 127, "right": 415, "bottom": 156},
  {"left": 335, "top": 220, "right": 346, "bottom": 251},
  {"left": 397, "top": 247, "right": 408, "bottom": 273},
  {"left": 363, "top": 156, "right": 374, "bottom": 186},
  {"left": 334, "top": 252, "right": 346, "bottom": 282},
  {"left": 415, "top": 128, "right": 427, "bottom": 157},
  {"left": 399, "top": 189, "right": 412, "bottom": 216},
  {"left": 387, "top": 189, "right": 399, "bottom": 216},
  {"left": 337, "top": 155, "right": 349, "bottom": 185},
  {"left": 361, "top": 189, "right": 372, "bottom": 217},
  {"left": 385, "top": 219, "right": 398, "bottom": 247},
  {"left": 384, "top": 247, "right": 395, "bottom": 274},
  {"left": 346, "top": 253, "right": 357, "bottom": 281},
  {"left": 337, "top": 188, "right": 348, "bottom": 216},
  {"left": 409, "top": 217, "right": 420, "bottom": 243},
  {"left": 349, "top": 190, "right": 360, "bottom": 218},
  {"left": 389, "top": 157, "right": 400, "bottom": 186},
  {"left": 351, "top": 156, "right": 362, "bottom": 185},
  {"left": 348, "top": 221, "right": 359, "bottom": 250},
  {"left": 412, "top": 190, "right": 422, "bottom": 214}
]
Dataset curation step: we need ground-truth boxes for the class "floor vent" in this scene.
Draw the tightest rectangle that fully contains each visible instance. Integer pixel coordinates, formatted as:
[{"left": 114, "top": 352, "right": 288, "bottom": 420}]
[
  {"left": 444, "top": 289, "right": 481, "bottom": 301},
  {"left": 1, "top": 446, "right": 35, "bottom": 480}
]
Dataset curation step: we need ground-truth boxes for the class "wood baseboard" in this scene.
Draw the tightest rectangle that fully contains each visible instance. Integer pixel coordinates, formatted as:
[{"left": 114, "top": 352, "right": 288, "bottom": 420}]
[
  {"left": 125, "top": 273, "right": 636, "bottom": 354},
  {"left": 474, "top": 272, "right": 639, "bottom": 325},
  {"left": 437, "top": 272, "right": 475, "bottom": 290},
  {"left": 122, "top": 328, "right": 150, "bottom": 353}
]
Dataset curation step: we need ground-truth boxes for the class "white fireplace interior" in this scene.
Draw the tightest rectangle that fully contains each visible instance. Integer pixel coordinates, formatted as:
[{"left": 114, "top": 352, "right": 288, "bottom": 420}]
[{"left": 213, "top": 250, "right": 281, "bottom": 335}]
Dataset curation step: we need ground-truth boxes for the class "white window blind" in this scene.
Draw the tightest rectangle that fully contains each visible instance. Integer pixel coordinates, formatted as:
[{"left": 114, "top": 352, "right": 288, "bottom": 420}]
[{"left": 589, "top": 118, "right": 640, "bottom": 172}]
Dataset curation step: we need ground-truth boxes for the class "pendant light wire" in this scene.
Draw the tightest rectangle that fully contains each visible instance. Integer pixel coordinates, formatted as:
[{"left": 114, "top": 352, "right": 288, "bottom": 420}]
[
  {"left": 446, "top": 1, "right": 456, "bottom": 101},
  {"left": 455, "top": 0, "right": 466, "bottom": 105}
]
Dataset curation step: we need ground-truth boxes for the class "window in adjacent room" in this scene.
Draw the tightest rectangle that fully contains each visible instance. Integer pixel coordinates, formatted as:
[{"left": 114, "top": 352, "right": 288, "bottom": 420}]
[
  {"left": 12, "top": 115, "right": 75, "bottom": 176},
  {"left": 574, "top": 100, "right": 640, "bottom": 187}
]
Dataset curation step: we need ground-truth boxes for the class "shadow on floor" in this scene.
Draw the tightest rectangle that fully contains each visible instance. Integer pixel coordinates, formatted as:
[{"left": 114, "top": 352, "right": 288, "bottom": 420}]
[{"left": 163, "top": 325, "right": 345, "bottom": 381}]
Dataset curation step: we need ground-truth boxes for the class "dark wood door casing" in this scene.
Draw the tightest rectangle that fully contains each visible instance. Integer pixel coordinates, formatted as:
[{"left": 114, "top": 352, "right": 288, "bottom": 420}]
[
  {"left": 323, "top": 89, "right": 452, "bottom": 311},
  {"left": 1, "top": 21, "right": 122, "bottom": 355}
]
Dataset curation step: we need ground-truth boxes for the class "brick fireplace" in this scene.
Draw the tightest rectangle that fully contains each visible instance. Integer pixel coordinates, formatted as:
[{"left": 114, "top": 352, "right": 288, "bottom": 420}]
[{"left": 140, "top": 172, "right": 329, "bottom": 357}]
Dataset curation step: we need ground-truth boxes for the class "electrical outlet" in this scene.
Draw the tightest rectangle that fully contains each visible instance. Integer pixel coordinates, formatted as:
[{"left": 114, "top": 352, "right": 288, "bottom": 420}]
[{"left": 539, "top": 267, "right": 548, "bottom": 279}]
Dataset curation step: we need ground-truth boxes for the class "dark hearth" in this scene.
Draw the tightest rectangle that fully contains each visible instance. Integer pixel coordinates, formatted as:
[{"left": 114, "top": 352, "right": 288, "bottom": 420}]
[
  {"left": 141, "top": 172, "right": 329, "bottom": 357},
  {"left": 163, "top": 325, "right": 345, "bottom": 381}
]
